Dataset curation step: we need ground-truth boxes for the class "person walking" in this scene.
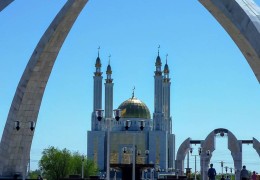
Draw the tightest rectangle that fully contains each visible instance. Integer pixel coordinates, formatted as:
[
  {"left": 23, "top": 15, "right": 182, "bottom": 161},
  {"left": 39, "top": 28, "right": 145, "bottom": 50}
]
[
  {"left": 252, "top": 171, "right": 257, "bottom": 180},
  {"left": 240, "top": 165, "right": 249, "bottom": 180},
  {"left": 221, "top": 175, "right": 225, "bottom": 180},
  {"left": 208, "top": 164, "right": 217, "bottom": 180},
  {"left": 226, "top": 175, "right": 231, "bottom": 180}
]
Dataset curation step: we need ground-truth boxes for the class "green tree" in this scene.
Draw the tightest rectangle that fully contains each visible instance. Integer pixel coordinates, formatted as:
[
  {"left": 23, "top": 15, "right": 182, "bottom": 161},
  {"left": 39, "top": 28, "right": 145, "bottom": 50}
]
[
  {"left": 28, "top": 169, "right": 41, "bottom": 179},
  {"left": 69, "top": 152, "right": 83, "bottom": 175},
  {"left": 39, "top": 146, "right": 71, "bottom": 180},
  {"left": 85, "top": 158, "right": 98, "bottom": 177},
  {"left": 39, "top": 147, "right": 98, "bottom": 180},
  {"left": 69, "top": 152, "right": 98, "bottom": 177}
]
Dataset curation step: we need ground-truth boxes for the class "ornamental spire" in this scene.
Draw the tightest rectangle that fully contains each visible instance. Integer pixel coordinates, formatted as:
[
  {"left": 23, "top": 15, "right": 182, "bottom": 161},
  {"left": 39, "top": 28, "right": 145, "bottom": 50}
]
[
  {"left": 164, "top": 54, "right": 169, "bottom": 74},
  {"left": 132, "top": 86, "right": 135, "bottom": 99},
  {"left": 94, "top": 47, "right": 102, "bottom": 76},
  {"left": 155, "top": 45, "right": 162, "bottom": 66},
  {"left": 164, "top": 54, "right": 170, "bottom": 82},
  {"left": 155, "top": 45, "right": 162, "bottom": 76},
  {"left": 106, "top": 54, "right": 112, "bottom": 75},
  {"left": 95, "top": 46, "right": 101, "bottom": 68}
]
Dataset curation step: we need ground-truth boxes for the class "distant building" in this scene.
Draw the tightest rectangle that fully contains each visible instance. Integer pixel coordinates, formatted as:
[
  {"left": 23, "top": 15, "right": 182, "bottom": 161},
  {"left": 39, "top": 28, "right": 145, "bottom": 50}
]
[{"left": 87, "top": 49, "right": 175, "bottom": 175}]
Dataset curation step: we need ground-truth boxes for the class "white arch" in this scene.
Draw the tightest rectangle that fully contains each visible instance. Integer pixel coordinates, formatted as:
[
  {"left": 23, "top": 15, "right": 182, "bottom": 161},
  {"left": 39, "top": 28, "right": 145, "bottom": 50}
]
[
  {"left": 201, "top": 128, "right": 242, "bottom": 180},
  {"left": 0, "top": 0, "right": 14, "bottom": 12},
  {"left": 176, "top": 138, "right": 191, "bottom": 175},
  {"left": 199, "top": 0, "right": 260, "bottom": 82},
  {"left": 0, "top": 0, "right": 88, "bottom": 176},
  {"left": 253, "top": 138, "right": 260, "bottom": 157}
]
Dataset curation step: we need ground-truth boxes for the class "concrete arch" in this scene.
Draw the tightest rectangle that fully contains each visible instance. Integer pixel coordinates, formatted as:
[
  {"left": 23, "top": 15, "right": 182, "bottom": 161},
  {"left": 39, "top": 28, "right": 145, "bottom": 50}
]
[
  {"left": 201, "top": 128, "right": 242, "bottom": 180},
  {"left": 176, "top": 138, "right": 191, "bottom": 175},
  {"left": 3, "top": 1, "right": 260, "bottom": 83},
  {"left": 253, "top": 138, "right": 260, "bottom": 157},
  {"left": 0, "top": 0, "right": 88, "bottom": 176},
  {"left": 199, "top": 0, "right": 260, "bottom": 83},
  {"left": 0, "top": 0, "right": 14, "bottom": 12}
]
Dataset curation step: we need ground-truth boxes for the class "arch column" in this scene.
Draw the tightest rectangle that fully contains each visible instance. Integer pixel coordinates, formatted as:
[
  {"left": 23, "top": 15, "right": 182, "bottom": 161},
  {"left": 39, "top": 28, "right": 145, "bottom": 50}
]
[
  {"left": 200, "top": 152, "right": 211, "bottom": 180},
  {"left": 0, "top": 0, "right": 14, "bottom": 11},
  {"left": 201, "top": 136, "right": 215, "bottom": 180},
  {"left": 228, "top": 133, "right": 242, "bottom": 180},
  {"left": 232, "top": 152, "right": 242, "bottom": 180},
  {"left": 0, "top": 0, "right": 88, "bottom": 176},
  {"left": 253, "top": 138, "right": 260, "bottom": 157},
  {"left": 175, "top": 138, "right": 191, "bottom": 175}
]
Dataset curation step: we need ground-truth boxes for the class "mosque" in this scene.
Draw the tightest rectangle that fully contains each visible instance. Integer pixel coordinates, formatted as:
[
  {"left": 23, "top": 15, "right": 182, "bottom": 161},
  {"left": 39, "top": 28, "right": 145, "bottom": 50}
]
[{"left": 87, "top": 49, "right": 175, "bottom": 178}]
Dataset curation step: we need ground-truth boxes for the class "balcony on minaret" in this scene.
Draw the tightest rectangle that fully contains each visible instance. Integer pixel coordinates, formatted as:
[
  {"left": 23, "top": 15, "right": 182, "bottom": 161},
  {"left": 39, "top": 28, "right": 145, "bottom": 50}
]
[{"left": 94, "top": 71, "right": 102, "bottom": 77}]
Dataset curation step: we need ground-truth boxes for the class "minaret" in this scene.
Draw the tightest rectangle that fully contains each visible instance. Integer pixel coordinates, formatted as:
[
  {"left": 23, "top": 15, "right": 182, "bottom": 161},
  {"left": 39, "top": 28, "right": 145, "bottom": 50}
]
[
  {"left": 105, "top": 55, "right": 113, "bottom": 119},
  {"left": 92, "top": 47, "right": 103, "bottom": 131},
  {"left": 153, "top": 46, "right": 164, "bottom": 131},
  {"left": 163, "top": 54, "right": 171, "bottom": 133}
]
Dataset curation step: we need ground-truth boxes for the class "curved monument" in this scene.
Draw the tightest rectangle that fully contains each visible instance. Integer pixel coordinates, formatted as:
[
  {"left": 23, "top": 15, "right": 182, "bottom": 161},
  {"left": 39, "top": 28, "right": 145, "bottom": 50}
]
[
  {"left": 0, "top": 0, "right": 88, "bottom": 176},
  {"left": 176, "top": 138, "right": 191, "bottom": 175},
  {"left": 176, "top": 128, "right": 260, "bottom": 180},
  {"left": 201, "top": 128, "right": 242, "bottom": 180},
  {"left": 253, "top": 137, "right": 260, "bottom": 156},
  {"left": 199, "top": 0, "right": 260, "bottom": 83},
  {"left": 0, "top": 0, "right": 14, "bottom": 12}
]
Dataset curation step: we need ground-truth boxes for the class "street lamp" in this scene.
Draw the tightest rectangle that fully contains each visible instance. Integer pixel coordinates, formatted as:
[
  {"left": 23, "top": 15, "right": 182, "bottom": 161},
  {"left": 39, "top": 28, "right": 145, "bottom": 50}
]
[
  {"left": 124, "top": 120, "right": 131, "bottom": 130},
  {"left": 150, "top": 168, "right": 154, "bottom": 180},
  {"left": 225, "top": 166, "right": 228, "bottom": 177},
  {"left": 206, "top": 150, "right": 210, "bottom": 156},
  {"left": 220, "top": 161, "right": 224, "bottom": 175},
  {"left": 81, "top": 155, "right": 84, "bottom": 179},
  {"left": 96, "top": 109, "right": 121, "bottom": 180},
  {"left": 40, "top": 167, "right": 43, "bottom": 178},
  {"left": 190, "top": 147, "right": 202, "bottom": 180},
  {"left": 230, "top": 168, "right": 233, "bottom": 180},
  {"left": 14, "top": 121, "right": 35, "bottom": 132}
]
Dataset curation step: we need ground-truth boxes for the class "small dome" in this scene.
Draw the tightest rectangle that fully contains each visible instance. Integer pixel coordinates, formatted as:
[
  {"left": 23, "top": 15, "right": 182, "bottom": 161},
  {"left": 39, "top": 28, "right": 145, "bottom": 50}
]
[{"left": 118, "top": 97, "right": 151, "bottom": 119}]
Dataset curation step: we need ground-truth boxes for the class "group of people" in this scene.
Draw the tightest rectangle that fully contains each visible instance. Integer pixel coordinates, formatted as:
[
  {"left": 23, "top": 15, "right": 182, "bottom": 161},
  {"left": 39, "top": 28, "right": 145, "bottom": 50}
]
[{"left": 208, "top": 164, "right": 258, "bottom": 180}]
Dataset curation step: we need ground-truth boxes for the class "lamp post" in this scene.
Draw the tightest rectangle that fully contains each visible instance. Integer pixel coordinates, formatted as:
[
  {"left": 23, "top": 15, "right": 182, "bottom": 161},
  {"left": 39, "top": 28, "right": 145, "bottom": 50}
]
[
  {"left": 81, "top": 155, "right": 84, "bottom": 179},
  {"left": 96, "top": 109, "right": 121, "bottom": 180},
  {"left": 219, "top": 161, "right": 224, "bottom": 175},
  {"left": 151, "top": 168, "right": 154, "bottom": 180},
  {"left": 230, "top": 167, "right": 233, "bottom": 180},
  {"left": 225, "top": 166, "right": 228, "bottom": 177},
  {"left": 190, "top": 147, "right": 202, "bottom": 180}
]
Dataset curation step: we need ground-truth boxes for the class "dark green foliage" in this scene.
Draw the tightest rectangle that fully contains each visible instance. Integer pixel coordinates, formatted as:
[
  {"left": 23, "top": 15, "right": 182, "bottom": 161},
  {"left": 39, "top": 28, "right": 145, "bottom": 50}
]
[
  {"left": 39, "top": 146, "right": 98, "bottom": 180},
  {"left": 28, "top": 169, "right": 41, "bottom": 179}
]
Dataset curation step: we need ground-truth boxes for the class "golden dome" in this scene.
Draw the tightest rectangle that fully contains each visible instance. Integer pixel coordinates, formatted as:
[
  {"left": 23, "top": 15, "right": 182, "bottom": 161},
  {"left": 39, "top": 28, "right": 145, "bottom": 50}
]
[{"left": 118, "top": 97, "right": 151, "bottom": 119}]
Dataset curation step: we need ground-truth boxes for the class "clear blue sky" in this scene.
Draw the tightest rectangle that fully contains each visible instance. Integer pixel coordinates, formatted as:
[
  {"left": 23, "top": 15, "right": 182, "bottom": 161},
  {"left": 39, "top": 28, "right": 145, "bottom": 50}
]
[{"left": 1, "top": 0, "right": 260, "bottom": 173}]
